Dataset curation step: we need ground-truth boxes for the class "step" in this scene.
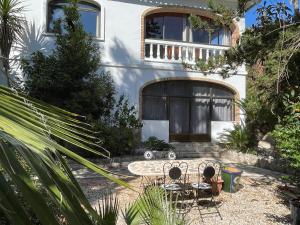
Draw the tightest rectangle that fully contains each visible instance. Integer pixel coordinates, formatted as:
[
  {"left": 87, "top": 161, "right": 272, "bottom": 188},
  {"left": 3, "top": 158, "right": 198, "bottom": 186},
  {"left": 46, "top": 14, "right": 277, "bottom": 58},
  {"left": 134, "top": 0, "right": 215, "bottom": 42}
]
[
  {"left": 176, "top": 151, "right": 222, "bottom": 159},
  {"left": 170, "top": 142, "right": 223, "bottom": 152},
  {"left": 169, "top": 142, "right": 227, "bottom": 159}
]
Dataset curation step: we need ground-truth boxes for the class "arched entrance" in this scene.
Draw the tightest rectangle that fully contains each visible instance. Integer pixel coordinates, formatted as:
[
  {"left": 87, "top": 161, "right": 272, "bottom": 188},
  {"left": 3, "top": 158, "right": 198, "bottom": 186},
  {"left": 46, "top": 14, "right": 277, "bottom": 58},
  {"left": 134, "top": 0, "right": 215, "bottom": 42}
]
[{"left": 142, "top": 80, "right": 235, "bottom": 142}]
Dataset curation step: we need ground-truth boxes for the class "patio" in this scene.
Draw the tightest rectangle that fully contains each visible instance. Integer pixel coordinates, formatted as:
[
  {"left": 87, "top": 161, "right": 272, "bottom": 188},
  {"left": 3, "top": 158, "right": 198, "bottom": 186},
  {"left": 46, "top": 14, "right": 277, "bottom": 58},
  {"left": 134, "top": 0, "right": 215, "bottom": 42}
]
[{"left": 70, "top": 158, "right": 291, "bottom": 225}]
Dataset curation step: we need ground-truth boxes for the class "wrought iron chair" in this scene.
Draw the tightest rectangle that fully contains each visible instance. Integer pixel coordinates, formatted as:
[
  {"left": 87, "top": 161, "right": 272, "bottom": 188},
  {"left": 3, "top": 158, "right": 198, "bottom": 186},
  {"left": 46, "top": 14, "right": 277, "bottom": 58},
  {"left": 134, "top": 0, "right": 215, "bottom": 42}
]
[
  {"left": 161, "top": 162, "right": 193, "bottom": 215},
  {"left": 191, "top": 161, "right": 222, "bottom": 221}
]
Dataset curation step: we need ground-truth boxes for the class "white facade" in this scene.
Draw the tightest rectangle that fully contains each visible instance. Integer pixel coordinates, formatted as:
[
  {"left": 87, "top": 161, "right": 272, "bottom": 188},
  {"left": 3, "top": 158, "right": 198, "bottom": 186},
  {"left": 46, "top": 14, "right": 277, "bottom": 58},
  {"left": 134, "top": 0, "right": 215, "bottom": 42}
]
[{"left": 11, "top": 0, "right": 249, "bottom": 143}]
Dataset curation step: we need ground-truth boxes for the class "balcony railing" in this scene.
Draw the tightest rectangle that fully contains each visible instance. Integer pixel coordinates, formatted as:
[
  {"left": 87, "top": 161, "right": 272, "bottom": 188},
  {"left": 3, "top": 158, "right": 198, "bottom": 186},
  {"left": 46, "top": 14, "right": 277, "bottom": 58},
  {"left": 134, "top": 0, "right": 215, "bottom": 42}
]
[{"left": 144, "top": 39, "right": 230, "bottom": 64}]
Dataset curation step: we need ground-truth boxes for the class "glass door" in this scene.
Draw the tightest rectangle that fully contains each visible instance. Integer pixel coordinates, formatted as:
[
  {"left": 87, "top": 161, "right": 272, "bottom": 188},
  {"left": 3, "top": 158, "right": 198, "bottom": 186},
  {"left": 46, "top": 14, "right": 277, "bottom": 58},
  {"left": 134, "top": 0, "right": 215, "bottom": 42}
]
[{"left": 169, "top": 97, "right": 211, "bottom": 142}]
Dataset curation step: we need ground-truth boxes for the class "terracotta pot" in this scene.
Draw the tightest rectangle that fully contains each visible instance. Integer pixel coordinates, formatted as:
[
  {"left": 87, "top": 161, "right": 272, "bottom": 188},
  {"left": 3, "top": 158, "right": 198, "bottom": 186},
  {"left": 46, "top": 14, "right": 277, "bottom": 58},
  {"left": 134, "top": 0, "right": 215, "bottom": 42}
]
[{"left": 211, "top": 177, "right": 224, "bottom": 195}]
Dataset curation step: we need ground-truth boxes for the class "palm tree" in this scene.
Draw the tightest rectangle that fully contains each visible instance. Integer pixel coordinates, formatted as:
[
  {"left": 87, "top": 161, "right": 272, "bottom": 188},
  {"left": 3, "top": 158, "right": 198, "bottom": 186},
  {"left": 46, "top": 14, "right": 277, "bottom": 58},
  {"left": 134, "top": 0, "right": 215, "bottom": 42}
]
[
  {"left": 0, "top": 0, "right": 25, "bottom": 87},
  {"left": 0, "top": 85, "right": 131, "bottom": 224}
]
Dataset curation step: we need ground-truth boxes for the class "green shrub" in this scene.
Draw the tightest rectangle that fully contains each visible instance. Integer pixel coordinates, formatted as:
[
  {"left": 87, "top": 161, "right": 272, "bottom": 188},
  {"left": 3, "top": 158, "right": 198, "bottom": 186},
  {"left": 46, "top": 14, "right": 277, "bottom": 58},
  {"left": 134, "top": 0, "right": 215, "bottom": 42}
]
[
  {"left": 272, "top": 123, "right": 300, "bottom": 169},
  {"left": 143, "top": 137, "right": 174, "bottom": 152},
  {"left": 272, "top": 93, "right": 300, "bottom": 170},
  {"left": 220, "top": 124, "right": 251, "bottom": 152},
  {"left": 96, "top": 95, "right": 142, "bottom": 156}
]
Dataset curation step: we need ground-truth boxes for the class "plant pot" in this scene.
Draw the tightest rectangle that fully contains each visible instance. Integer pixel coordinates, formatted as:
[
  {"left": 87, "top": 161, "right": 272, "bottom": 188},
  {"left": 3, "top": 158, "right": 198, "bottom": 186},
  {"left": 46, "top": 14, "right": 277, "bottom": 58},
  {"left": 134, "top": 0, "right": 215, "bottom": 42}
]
[
  {"left": 211, "top": 178, "right": 224, "bottom": 195},
  {"left": 204, "top": 177, "right": 223, "bottom": 195},
  {"left": 290, "top": 198, "right": 300, "bottom": 225}
]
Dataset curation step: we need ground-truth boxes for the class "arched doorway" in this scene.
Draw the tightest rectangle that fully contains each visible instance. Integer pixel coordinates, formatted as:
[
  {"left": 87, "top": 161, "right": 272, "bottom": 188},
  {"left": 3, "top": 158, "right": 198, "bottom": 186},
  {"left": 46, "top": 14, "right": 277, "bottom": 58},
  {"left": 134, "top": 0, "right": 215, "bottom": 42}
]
[{"left": 142, "top": 80, "right": 235, "bottom": 142}]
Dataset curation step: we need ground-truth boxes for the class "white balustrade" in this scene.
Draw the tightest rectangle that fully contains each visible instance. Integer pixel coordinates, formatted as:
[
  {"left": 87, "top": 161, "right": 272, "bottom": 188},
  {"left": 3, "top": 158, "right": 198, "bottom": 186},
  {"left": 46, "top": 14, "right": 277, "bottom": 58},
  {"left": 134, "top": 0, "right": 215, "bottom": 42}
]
[{"left": 144, "top": 39, "right": 229, "bottom": 64}]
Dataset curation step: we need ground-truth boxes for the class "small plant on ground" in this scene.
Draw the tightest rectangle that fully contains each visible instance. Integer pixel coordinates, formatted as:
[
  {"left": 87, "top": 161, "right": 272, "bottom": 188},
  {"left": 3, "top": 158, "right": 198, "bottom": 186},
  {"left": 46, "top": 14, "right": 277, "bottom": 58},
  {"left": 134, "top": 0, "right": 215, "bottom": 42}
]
[
  {"left": 220, "top": 124, "right": 251, "bottom": 153},
  {"left": 143, "top": 136, "right": 174, "bottom": 152}
]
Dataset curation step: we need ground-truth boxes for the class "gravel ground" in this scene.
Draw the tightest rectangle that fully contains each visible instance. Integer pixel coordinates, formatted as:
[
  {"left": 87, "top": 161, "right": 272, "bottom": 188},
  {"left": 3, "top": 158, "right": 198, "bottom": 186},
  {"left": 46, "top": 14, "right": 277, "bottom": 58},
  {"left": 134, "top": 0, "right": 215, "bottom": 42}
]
[{"left": 70, "top": 159, "right": 291, "bottom": 225}]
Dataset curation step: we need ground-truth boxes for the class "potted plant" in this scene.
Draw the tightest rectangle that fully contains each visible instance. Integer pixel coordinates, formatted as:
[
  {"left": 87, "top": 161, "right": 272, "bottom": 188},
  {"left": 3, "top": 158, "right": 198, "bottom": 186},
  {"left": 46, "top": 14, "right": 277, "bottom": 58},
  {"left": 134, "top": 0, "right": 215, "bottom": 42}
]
[
  {"left": 203, "top": 175, "right": 223, "bottom": 195},
  {"left": 290, "top": 198, "right": 300, "bottom": 225},
  {"left": 142, "top": 137, "right": 175, "bottom": 159},
  {"left": 211, "top": 176, "right": 224, "bottom": 195}
]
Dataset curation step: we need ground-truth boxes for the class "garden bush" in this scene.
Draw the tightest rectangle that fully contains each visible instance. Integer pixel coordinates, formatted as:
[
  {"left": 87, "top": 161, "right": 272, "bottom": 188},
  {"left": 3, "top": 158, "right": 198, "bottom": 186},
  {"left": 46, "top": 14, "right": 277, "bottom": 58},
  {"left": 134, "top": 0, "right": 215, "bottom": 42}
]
[
  {"left": 95, "top": 95, "right": 142, "bottom": 156},
  {"left": 220, "top": 124, "right": 251, "bottom": 153},
  {"left": 272, "top": 95, "right": 300, "bottom": 170}
]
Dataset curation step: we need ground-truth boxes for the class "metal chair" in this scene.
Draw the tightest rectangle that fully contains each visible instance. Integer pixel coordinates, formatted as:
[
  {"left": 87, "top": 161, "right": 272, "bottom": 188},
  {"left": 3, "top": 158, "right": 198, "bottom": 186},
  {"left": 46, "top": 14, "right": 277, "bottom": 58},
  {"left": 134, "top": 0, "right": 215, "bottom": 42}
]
[
  {"left": 161, "top": 162, "right": 193, "bottom": 215},
  {"left": 191, "top": 161, "right": 222, "bottom": 221}
]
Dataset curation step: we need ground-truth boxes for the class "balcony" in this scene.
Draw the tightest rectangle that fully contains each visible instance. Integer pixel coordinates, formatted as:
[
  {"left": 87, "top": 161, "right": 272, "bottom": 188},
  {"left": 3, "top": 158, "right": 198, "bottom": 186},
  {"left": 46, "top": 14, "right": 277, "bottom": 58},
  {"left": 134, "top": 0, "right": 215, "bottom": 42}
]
[{"left": 144, "top": 39, "right": 230, "bottom": 64}]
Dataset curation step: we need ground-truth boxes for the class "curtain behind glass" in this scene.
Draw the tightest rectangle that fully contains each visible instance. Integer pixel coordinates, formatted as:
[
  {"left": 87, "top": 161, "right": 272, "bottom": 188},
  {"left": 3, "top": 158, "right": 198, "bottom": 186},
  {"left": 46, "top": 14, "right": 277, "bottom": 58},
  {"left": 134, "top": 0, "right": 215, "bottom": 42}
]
[
  {"left": 212, "top": 98, "right": 232, "bottom": 121},
  {"left": 143, "top": 96, "right": 167, "bottom": 120},
  {"left": 190, "top": 98, "right": 210, "bottom": 134},
  {"left": 169, "top": 97, "right": 189, "bottom": 134}
]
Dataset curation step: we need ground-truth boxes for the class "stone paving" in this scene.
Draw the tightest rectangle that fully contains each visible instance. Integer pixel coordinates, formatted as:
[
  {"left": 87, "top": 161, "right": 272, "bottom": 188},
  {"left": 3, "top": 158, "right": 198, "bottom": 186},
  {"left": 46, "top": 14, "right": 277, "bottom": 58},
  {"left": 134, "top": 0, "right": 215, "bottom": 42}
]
[{"left": 69, "top": 158, "right": 291, "bottom": 225}]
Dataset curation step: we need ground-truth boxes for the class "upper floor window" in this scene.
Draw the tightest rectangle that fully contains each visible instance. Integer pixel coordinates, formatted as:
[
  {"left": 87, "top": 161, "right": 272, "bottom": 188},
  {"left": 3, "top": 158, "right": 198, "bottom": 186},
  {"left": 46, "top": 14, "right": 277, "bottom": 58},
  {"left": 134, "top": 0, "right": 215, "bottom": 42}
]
[
  {"left": 145, "top": 13, "right": 231, "bottom": 46},
  {"left": 47, "top": 0, "right": 101, "bottom": 37}
]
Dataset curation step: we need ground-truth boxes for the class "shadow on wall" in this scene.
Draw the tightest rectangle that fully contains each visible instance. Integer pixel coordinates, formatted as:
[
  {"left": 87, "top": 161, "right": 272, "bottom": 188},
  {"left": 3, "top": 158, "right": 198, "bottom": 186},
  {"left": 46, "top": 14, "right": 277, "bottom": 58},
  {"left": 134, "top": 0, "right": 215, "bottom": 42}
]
[
  {"left": 10, "top": 22, "right": 52, "bottom": 83},
  {"left": 14, "top": 22, "right": 51, "bottom": 59},
  {"left": 106, "top": 36, "right": 182, "bottom": 107},
  {"left": 107, "top": 37, "right": 145, "bottom": 101},
  {"left": 106, "top": 36, "right": 218, "bottom": 108},
  {"left": 109, "top": 37, "right": 138, "bottom": 65}
]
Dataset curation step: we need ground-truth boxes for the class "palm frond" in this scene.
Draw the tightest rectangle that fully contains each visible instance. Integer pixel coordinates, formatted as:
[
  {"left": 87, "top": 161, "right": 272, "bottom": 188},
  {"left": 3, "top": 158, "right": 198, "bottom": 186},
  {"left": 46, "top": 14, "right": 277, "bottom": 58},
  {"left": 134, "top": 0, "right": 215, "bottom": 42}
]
[
  {"left": 0, "top": 85, "right": 132, "bottom": 224},
  {"left": 124, "top": 187, "right": 188, "bottom": 225},
  {"left": 96, "top": 194, "right": 119, "bottom": 225}
]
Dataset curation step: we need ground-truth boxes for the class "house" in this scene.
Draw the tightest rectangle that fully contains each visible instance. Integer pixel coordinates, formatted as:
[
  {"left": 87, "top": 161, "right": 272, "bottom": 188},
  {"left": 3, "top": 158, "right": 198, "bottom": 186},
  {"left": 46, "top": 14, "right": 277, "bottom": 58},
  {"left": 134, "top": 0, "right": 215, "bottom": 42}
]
[{"left": 14, "top": 0, "right": 258, "bottom": 143}]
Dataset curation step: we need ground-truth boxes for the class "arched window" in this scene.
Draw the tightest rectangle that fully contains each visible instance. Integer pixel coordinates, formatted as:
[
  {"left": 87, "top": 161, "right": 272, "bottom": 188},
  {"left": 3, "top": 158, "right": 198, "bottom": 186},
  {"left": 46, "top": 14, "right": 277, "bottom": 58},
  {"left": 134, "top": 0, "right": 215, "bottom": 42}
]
[
  {"left": 47, "top": 0, "right": 101, "bottom": 37},
  {"left": 142, "top": 81, "right": 234, "bottom": 122},
  {"left": 145, "top": 13, "right": 231, "bottom": 46},
  {"left": 142, "top": 80, "right": 235, "bottom": 141}
]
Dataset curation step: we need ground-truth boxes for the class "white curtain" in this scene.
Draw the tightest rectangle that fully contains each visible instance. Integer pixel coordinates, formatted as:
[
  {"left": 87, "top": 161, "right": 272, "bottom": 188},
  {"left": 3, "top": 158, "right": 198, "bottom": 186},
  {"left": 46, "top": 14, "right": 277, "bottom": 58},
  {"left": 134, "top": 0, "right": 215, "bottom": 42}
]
[
  {"left": 212, "top": 98, "right": 232, "bottom": 121},
  {"left": 222, "top": 27, "right": 231, "bottom": 46},
  {"left": 143, "top": 96, "right": 167, "bottom": 120},
  {"left": 169, "top": 98, "right": 189, "bottom": 134},
  {"left": 190, "top": 98, "right": 210, "bottom": 134}
]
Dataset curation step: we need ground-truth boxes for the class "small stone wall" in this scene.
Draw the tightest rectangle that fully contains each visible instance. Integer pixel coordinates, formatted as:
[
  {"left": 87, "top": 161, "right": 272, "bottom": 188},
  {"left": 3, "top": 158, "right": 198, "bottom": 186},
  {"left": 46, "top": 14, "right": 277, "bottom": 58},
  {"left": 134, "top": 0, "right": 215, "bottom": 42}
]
[{"left": 220, "top": 150, "right": 290, "bottom": 174}]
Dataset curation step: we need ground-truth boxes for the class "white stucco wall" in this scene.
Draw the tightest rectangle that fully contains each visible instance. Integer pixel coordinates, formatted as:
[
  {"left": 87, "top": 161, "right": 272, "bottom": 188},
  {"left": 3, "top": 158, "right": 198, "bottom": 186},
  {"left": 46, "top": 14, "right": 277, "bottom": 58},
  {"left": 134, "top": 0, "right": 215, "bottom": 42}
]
[
  {"left": 12, "top": 0, "right": 247, "bottom": 143},
  {"left": 211, "top": 121, "right": 235, "bottom": 143},
  {"left": 16, "top": 0, "right": 246, "bottom": 101},
  {"left": 142, "top": 120, "right": 237, "bottom": 143},
  {"left": 142, "top": 120, "right": 169, "bottom": 142}
]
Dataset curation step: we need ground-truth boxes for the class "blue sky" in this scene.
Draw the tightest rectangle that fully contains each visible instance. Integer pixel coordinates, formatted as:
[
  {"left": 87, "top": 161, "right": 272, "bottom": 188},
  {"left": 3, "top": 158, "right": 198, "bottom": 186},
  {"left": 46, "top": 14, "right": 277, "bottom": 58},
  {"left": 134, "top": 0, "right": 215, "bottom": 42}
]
[{"left": 245, "top": 0, "right": 295, "bottom": 27}]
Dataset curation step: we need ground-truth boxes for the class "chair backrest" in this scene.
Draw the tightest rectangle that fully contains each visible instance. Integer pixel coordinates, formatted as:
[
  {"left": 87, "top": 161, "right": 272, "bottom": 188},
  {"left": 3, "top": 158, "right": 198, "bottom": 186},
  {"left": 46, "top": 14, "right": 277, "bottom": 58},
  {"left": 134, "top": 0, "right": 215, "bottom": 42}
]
[
  {"left": 163, "top": 162, "right": 188, "bottom": 185},
  {"left": 197, "top": 161, "right": 221, "bottom": 184}
]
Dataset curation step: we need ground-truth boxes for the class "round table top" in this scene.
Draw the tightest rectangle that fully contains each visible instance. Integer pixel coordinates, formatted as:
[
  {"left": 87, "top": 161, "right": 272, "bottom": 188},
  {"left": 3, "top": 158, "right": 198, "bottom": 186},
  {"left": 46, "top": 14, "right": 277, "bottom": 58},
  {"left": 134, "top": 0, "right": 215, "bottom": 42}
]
[{"left": 128, "top": 159, "right": 212, "bottom": 176}]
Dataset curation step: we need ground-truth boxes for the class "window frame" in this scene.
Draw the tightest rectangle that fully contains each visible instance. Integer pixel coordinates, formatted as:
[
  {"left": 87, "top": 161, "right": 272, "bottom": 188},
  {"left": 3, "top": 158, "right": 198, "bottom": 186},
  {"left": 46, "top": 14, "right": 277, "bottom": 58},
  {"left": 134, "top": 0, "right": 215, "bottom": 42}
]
[
  {"left": 145, "top": 13, "right": 231, "bottom": 46},
  {"left": 46, "top": 0, "right": 103, "bottom": 39},
  {"left": 142, "top": 81, "right": 235, "bottom": 121}
]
